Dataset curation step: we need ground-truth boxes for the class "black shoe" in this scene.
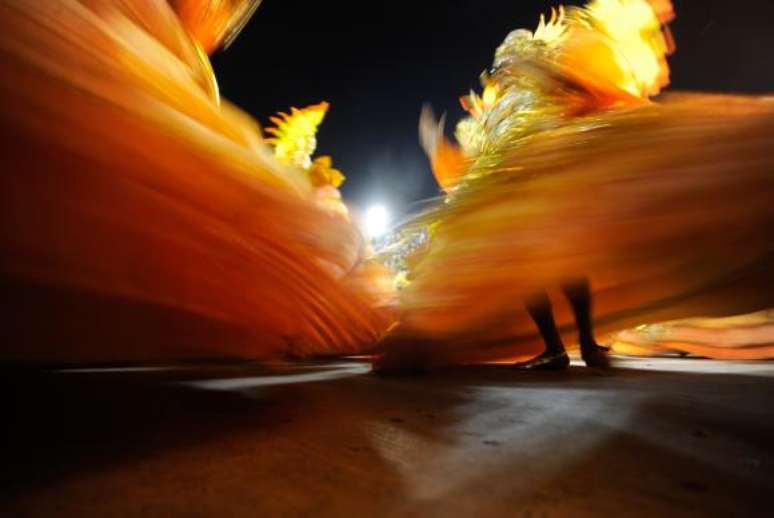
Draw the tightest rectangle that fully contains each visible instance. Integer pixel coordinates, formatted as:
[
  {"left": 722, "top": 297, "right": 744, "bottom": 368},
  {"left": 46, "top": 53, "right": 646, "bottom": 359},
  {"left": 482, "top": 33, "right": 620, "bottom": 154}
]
[{"left": 513, "top": 351, "right": 570, "bottom": 371}]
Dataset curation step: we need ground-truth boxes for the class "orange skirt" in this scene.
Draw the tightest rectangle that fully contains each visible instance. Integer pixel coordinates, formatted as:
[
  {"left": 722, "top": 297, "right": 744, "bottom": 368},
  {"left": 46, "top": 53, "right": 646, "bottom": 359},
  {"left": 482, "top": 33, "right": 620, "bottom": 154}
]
[{"left": 0, "top": 0, "right": 393, "bottom": 363}]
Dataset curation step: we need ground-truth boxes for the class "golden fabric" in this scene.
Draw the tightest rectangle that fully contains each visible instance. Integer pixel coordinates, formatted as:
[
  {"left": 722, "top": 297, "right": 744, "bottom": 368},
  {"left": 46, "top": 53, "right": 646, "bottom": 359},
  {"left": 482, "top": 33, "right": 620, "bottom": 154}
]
[{"left": 385, "top": 1, "right": 774, "bottom": 366}]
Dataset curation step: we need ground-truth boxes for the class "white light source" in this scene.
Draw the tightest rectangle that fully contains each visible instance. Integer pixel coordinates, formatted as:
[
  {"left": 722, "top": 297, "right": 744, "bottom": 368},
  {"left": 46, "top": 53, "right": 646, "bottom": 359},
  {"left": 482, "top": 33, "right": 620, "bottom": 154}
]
[{"left": 363, "top": 204, "right": 390, "bottom": 239}]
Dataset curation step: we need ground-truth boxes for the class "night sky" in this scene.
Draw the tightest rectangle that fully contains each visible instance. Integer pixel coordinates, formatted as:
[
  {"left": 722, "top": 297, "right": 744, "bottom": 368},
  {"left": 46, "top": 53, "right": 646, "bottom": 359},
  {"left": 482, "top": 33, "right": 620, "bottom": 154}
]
[{"left": 212, "top": 0, "right": 774, "bottom": 216}]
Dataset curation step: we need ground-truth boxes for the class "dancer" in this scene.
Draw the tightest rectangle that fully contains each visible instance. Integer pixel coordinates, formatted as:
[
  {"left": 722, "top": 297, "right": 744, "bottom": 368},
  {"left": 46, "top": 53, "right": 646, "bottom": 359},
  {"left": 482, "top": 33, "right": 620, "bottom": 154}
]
[{"left": 376, "top": 0, "right": 774, "bottom": 371}]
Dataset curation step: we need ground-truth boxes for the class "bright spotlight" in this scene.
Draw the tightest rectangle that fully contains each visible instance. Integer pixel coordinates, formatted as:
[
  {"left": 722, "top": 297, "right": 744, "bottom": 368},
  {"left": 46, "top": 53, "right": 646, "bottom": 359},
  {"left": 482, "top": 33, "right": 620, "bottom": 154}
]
[{"left": 363, "top": 204, "right": 390, "bottom": 239}]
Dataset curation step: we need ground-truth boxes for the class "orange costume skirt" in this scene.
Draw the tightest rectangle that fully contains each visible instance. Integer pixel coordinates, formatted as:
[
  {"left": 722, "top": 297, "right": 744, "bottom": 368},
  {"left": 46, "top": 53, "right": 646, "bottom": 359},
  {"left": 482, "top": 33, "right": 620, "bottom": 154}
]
[{"left": 0, "top": 0, "right": 393, "bottom": 363}]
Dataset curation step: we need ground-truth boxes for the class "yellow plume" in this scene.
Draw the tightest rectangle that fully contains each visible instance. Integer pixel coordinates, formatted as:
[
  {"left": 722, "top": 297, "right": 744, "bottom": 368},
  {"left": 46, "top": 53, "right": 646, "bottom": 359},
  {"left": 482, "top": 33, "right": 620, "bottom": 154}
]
[
  {"left": 533, "top": 6, "right": 568, "bottom": 45},
  {"left": 309, "top": 156, "right": 345, "bottom": 188},
  {"left": 265, "top": 102, "right": 329, "bottom": 170},
  {"left": 582, "top": 0, "right": 674, "bottom": 98}
]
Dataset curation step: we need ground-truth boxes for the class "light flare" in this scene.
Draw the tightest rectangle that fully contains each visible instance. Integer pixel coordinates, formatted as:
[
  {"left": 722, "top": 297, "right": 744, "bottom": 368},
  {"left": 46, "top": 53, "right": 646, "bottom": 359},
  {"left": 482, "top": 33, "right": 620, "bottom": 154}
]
[{"left": 363, "top": 205, "right": 391, "bottom": 240}]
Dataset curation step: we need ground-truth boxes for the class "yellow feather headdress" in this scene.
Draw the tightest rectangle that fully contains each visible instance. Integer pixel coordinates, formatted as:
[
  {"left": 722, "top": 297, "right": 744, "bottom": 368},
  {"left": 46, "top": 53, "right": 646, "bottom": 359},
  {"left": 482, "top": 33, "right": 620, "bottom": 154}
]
[{"left": 265, "top": 102, "right": 345, "bottom": 188}]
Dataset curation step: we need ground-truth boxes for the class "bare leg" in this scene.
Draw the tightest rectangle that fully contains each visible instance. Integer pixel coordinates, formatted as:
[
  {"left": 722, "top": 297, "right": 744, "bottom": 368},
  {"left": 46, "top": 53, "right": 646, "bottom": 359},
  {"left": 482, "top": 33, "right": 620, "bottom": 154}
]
[
  {"left": 514, "top": 291, "right": 570, "bottom": 370},
  {"left": 561, "top": 278, "right": 610, "bottom": 368}
]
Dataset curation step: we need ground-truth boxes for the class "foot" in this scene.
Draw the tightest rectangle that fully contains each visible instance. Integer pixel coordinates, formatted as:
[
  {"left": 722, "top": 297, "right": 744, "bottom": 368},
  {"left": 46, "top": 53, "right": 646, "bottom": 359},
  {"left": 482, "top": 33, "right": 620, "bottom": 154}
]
[
  {"left": 581, "top": 342, "right": 611, "bottom": 368},
  {"left": 513, "top": 351, "right": 570, "bottom": 371}
]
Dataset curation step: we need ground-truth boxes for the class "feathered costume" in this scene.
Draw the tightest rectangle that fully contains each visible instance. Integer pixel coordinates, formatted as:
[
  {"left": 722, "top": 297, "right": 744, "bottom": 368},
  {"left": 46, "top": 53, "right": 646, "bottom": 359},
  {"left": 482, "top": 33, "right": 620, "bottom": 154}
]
[
  {"left": 378, "top": 0, "right": 774, "bottom": 369},
  {"left": 0, "top": 0, "right": 393, "bottom": 363}
]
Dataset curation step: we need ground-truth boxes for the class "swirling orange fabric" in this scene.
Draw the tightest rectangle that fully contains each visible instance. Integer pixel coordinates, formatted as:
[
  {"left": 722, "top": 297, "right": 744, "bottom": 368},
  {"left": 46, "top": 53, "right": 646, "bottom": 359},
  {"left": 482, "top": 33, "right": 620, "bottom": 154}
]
[{"left": 0, "top": 0, "right": 393, "bottom": 363}]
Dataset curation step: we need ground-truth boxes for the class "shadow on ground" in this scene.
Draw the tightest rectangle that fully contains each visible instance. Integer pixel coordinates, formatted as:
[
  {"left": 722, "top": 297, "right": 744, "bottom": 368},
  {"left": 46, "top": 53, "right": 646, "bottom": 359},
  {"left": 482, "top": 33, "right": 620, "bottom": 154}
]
[{"left": 1, "top": 359, "right": 773, "bottom": 517}]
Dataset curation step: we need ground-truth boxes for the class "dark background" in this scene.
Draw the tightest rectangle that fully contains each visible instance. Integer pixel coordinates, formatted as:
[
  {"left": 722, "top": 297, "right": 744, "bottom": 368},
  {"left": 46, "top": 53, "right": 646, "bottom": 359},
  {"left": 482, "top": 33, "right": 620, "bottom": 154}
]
[{"left": 212, "top": 0, "right": 774, "bottom": 215}]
